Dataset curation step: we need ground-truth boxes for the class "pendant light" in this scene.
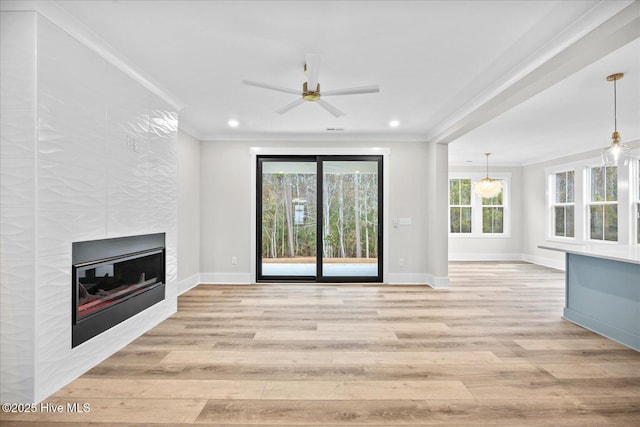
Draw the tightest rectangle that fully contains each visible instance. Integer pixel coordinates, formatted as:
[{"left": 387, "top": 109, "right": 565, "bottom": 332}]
[
  {"left": 601, "top": 73, "right": 630, "bottom": 167},
  {"left": 474, "top": 153, "right": 502, "bottom": 198}
]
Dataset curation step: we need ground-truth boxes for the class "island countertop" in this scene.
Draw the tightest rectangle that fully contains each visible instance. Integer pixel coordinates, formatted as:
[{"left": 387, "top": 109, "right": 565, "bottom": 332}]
[{"left": 539, "top": 242, "right": 640, "bottom": 265}]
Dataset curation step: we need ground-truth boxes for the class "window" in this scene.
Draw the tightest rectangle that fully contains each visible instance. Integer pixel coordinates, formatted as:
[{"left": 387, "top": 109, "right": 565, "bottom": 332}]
[
  {"left": 449, "top": 178, "right": 471, "bottom": 233},
  {"left": 448, "top": 174, "right": 510, "bottom": 237},
  {"left": 589, "top": 165, "right": 617, "bottom": 241},
  {"left": 553, "top": 171, "right": 575, "bottom": 238},
  {"left": 482, "top": 184, "right": 504, "bottom": 234}
]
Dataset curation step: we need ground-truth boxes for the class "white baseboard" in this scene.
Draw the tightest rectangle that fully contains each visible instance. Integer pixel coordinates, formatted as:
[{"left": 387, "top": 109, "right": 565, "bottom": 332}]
[
  {"left": 427, "top": 274, "right": 449, "bottom": 289},
  {"left": 199, "top": 272, "right": 252, "bottom": 284},
  {"left": 177, "top": 273, "right": 201, "bottom": 295},
  {"left": 448, "top": 252, "right": 524, "bottom": 261},
  {"left": 522, "top": 253, "right": 565, "bottom": 271},
  {"left": 386, "top": 273, "right": 449, "bottom": 289}
]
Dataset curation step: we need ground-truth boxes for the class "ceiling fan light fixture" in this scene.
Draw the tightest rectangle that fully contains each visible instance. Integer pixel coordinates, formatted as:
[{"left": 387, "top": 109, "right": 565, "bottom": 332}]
[
  {"left": 601, "top": 73, "right": 630, "bottom": 167},
  {"left": 473, "top": 153, "right": 502, "bottom": 199}
]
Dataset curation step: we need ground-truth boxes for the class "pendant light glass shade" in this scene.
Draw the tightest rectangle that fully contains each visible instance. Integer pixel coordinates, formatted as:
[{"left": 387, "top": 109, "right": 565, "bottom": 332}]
[
  {"left": 602, "top": 133, "right": 630, "bottom": 166},
  {"left": 474, "top": 153, "right": 502, "bottom": 198},
  {"left": 601, "top": 73, "right": 629, "bottom": 167}
]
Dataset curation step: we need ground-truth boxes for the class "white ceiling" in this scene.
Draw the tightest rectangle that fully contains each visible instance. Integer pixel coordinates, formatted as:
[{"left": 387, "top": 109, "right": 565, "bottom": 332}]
[{"left": 25, "top": 0, "right": 640, "bottom": 165}]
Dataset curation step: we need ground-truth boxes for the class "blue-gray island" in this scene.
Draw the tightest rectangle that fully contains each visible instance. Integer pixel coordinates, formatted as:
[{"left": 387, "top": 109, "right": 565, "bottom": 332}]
[{"left": 539, "top": 243, "right": 640, "bottom": 351}]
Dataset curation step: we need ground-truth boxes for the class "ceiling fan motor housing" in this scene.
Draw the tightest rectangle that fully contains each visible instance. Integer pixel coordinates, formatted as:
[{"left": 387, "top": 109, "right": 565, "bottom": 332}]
[{"left": 303, "top": 81, "right": 321, "bottom": 101}]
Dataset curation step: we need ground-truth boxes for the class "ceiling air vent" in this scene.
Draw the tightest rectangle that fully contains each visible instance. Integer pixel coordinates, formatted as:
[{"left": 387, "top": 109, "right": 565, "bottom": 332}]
[{"left": 326, "top": 128, "right": 345, "bottom": 131}]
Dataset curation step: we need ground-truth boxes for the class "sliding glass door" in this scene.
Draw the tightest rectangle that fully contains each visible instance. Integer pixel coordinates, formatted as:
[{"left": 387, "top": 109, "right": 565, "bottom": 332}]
[
  {"left": 258, "top": 158, "right": 318, "bottom": 280},
  {"left": 321, "top": 159, "right": 380, "bottom": 278},
  {"left": 257, "top": 155, "right": 382, "bottom": 282}
]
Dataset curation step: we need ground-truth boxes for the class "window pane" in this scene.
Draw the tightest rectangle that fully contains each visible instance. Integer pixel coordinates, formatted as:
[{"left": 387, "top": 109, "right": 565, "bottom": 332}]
[
  {"left": 449, "top": 179, "right": 460, "bottom": 205},
  {"left": 567, "top": 171, "right": 575, "bottom": 203},
  {"left": 483, "top": 207, "right": 503, "bottom": 233},
  {"left": 460, "top": 179, "right": 471, "bottom": 205},
  {"left": 591, "top": 167, "right": 604, "bottom": 202},
  {"left": 566, "top": 205, "right": 575, "bottom": 238},
  {"left": 605, "top": 166, "right": 617, "bottom": 201},
  {"left": 590, "top": 205, "right": 603, "bottom": 240},
  {"left": 556, "top": 172, "right": 566, "bottom": 203},
  {"left": 450, "top": 207, "right": 460, "bottom": 233},
  {"left": 493, "top": 207, "right": 504, "bottom": 233},
  {"left": 461, "top": 207, "right": 472, "bottom": 233},
  {"left": 604, "top": 204, "right": 618, "bottom": 241},
  {"left": 554, "top": 206, "right": 565, "bottom": 237}
]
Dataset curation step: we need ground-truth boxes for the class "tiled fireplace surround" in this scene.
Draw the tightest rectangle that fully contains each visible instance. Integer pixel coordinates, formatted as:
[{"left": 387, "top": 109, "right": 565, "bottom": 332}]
[{"left": 1, "top": 11, "right": 179, "bottom": 402}]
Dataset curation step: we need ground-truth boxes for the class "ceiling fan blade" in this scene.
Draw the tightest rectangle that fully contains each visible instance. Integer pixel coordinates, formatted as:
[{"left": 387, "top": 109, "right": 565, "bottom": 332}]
[
  {"left": 317, "top": 99, "right": 345, "bottom": 118},
  {"left": 275, "top": 98, "right": 305, "bottom": 114},
  {"left": 305, "top": 54, "right": 322, "bottom": 91},
  {"left": 242, "top": 80, "right": 300, "bottom": 95},
  {"left": 321, "top": 84, "right": 380, "bottom": 96}
]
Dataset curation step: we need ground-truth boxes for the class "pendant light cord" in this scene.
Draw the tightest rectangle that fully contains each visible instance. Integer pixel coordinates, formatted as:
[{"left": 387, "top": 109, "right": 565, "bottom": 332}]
[
  {"left": 485, "top": 153, "right": 490, "bottom": 179},
  {"left": 613, "top": 78, "right": 617, "bottom": 132}
]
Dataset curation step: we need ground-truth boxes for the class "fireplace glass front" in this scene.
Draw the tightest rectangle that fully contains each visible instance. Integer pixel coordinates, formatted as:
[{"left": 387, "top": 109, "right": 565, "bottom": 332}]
[{"left": 72, "top": 233, "right": 165, "bottom": 347}]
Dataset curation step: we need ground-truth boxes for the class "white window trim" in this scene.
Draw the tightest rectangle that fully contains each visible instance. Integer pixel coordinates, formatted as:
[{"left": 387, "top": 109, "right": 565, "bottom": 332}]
[
  {"left": 586, "top": 164, "right": 620, "bottom": 244},
  {"left": 449, "top": 178, "right": 473, "bottom": 235},
  {"left": 551, "top": 170, "right": 576, "bottom": 239},
  {"left": 545, "top": 161, "right": 585, "bottom": 243},
  {"left": 448, "top": 172, "right": 511, "bottom": 238}
]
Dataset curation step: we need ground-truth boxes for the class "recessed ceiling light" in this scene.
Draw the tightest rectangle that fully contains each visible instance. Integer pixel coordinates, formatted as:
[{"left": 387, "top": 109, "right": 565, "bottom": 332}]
[
  {"left": 389, "top": 120, "right": 400, "bottom": 128},
  {"left": 228, "top": 119, "right": 239, "bottom": 127}
]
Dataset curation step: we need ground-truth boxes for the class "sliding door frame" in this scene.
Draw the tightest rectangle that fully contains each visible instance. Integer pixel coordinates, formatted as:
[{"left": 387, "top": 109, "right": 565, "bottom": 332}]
[
  {"left": 256, "top": 154, "right": 383, "bottom": 283},
  {"left": 256, "top": 155, "right": 318, "bottom": 282}
]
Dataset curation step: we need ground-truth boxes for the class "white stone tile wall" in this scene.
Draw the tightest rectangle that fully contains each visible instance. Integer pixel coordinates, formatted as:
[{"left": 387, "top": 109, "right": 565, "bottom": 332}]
[
  {"left": 1, "top": 12, "right": 179, "bottom": 402},
  {"left": 0, "top": 11, "right": 37, "bottom": 404}
]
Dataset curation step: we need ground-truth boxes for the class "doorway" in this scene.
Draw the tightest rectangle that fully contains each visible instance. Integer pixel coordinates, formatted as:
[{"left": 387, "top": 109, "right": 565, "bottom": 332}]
[{"left": 257, "top": 155, "right": 383, "bottom": 282}]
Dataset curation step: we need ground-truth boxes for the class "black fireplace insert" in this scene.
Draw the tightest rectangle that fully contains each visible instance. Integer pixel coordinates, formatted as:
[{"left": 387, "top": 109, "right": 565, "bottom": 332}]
[{"left": 72, "top": 233, "right": 165, "bottom": 347}]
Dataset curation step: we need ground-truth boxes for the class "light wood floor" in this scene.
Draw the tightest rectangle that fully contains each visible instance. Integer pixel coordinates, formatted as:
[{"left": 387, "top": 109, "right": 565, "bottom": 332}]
[{"left": 3, "top": 262, "right": 639, "bottom": 426}]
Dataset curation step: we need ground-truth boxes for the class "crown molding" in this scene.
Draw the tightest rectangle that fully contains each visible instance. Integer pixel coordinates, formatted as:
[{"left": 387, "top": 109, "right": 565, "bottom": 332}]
[{"left": 1, "top": 0, "right": 185, "bottom": 111}]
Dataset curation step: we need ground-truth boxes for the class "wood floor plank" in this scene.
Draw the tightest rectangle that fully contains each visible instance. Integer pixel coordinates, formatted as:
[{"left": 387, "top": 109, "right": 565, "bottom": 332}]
[
  {"left": 514, "top": 338, "right": 628, "bottom": 351},
  {"left": 253, "top": 330, "right": 398, "bottom": 341},
  {"left": 53, "top": 378, "right": 267, "bottom": 399},
  {"left": 539, "top": 361, "right": 640, "bottom": 379},
  {"left": 317, "top": 322, "right": 450, "bottom": 332},
  {"left": 260, "top": 380, "right": 473, "bottom": 400},
  {"left": 332, "top": 351, "right": 502, "bottom": 365},
  {"left": 161, "top": 350, "right": 334, "bottom": 365}
]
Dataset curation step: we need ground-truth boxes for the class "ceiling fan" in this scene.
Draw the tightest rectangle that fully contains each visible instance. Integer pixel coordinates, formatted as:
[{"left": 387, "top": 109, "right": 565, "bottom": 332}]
[{"left": 242, "top": 54, "right": 379, "bottom": 118}]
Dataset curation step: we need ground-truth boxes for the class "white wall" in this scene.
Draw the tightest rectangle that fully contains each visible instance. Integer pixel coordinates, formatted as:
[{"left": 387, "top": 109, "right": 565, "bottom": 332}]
[
  {"left": 199, "top": 140, "right": 448, "bottom": 287},
  {"left": 177, "top": 129, "right": 201, "bottom": 293},
  {"left": 448, "top": 165, "right": 523, "bottom": 260},
  {"left": 1, "top": 11, "right": 179, "bottom": 403}
]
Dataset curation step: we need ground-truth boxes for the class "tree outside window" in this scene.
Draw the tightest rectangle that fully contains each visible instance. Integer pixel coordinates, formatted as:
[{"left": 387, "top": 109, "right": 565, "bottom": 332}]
[
  {"left": 482, "top": 184, "right": 504, "bottom": 234},
  {"left": 449, "top": 179, "right": 471, "bottom": 233},
  {"left": 554, "top": 171, "right": 575, "bottom": 238},
  {"left": 589, "top": 166, "right": 617, "bottom": 241}
]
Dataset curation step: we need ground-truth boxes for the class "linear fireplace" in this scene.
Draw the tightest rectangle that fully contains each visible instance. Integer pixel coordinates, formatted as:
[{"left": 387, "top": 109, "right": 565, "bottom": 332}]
[{"left": 72, "top": 233, "right": 165, "bottom": 347}]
